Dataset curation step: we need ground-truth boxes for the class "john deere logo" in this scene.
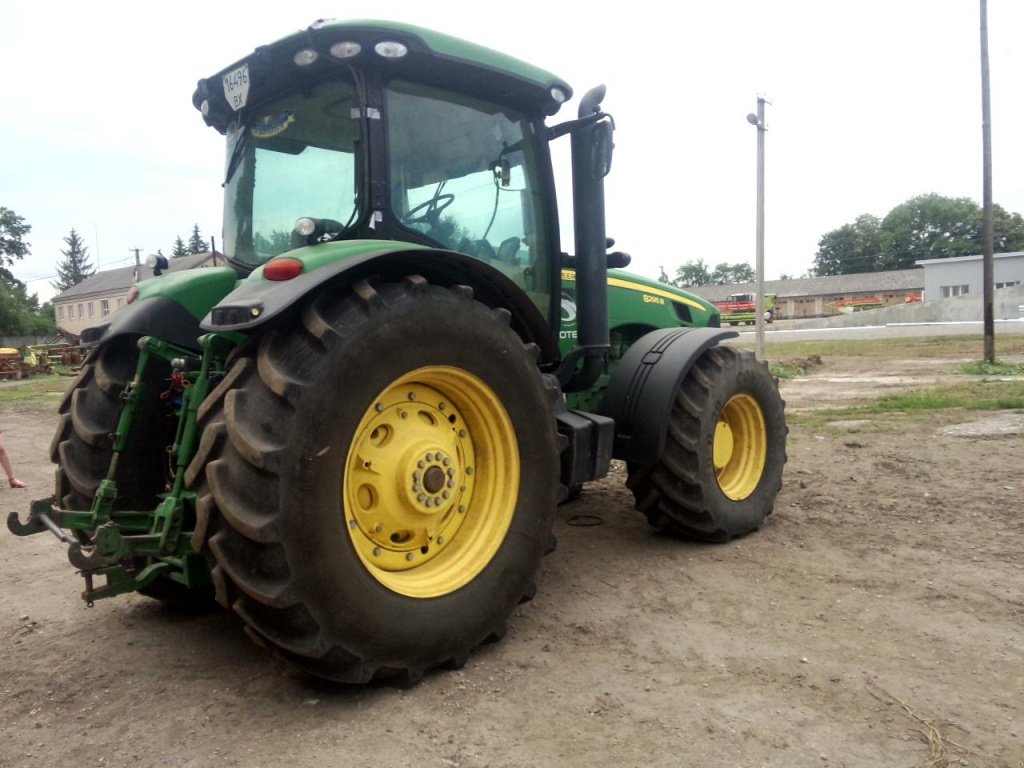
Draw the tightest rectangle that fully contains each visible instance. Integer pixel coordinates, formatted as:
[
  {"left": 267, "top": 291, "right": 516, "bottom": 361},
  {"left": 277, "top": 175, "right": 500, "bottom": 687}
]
[{"left": 560, "top": 292, "right": 577, "bottom": 325}]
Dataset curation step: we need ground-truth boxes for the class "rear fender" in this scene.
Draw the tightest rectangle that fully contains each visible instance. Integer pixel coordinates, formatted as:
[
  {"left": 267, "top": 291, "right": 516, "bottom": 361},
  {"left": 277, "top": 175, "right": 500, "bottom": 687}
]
[
  {"left": 201, "top": 246, "right": 559, "bottom": 365},
  {"left": 598, "top": 327, "right": 738, "bottom": 464},
  {"left": 80, "top": 266, "right": 241, "bottom": 351}
]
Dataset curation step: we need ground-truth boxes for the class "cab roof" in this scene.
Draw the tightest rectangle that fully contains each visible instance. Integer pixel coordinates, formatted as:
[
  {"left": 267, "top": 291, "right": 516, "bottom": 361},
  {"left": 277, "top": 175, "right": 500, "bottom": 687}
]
[{"left": 193, "top": 19, "right": 574, "bottom": 133}]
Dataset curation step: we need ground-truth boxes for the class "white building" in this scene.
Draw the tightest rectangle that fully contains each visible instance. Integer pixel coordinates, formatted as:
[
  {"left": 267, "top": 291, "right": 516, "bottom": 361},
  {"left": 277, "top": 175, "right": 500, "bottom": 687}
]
[{"left": 915, "top": 251, "right": 1024, "bottom": 301}]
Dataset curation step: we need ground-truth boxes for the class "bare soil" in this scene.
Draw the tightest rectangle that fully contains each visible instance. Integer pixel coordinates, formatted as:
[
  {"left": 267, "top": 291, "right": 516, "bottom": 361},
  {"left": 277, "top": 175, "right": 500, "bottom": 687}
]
[{"left": 1, "top": 355, "right": 1021, "bottom": 768}]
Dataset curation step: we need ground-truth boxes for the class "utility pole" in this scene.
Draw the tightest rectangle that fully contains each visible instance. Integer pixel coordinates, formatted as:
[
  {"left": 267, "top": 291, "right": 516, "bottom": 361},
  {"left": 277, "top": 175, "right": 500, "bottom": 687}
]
[
  {"left": 130, "top": 247, "right": 142, "bottom": 283},
  {"left": 747, "top": 97, "right": 768, "bottom": 361},
  {"left": 980, "top": 0, "right": 995, "bottom": 363}
]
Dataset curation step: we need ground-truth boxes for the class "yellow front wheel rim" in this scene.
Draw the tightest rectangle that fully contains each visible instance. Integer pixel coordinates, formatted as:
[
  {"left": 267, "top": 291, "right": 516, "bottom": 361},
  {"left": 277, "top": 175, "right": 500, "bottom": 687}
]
[
  {"left": 344, "top": 366, "right": 519, "bottom": 598},
  {"left": 713, "top": 394, "right": 767, "bottom": 500}
]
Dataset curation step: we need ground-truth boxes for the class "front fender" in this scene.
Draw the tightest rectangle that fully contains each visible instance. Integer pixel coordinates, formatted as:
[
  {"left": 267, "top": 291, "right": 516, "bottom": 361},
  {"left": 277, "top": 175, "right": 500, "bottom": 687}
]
[
  {"left": 598, "top": 327, "right": 738, "bottom": 464},
  {"left": 201, "top": 244, "right": 559, "bottom": 365}
]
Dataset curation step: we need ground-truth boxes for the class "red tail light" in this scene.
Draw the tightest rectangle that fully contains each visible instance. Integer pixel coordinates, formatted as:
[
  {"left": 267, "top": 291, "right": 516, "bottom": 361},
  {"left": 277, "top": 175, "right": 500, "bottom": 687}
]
[{"left": 264, "top": 257, "right": 304, "bottom": 281}]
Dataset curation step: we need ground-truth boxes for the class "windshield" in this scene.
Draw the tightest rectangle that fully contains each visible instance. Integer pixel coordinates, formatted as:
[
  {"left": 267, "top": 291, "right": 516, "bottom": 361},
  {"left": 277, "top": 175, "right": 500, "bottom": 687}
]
[
  {"left": 386, "top": 81, "right": 553, "bottom": 312},
  {"left": 223, "top": 79, "right": 360, "bottom": 267}
]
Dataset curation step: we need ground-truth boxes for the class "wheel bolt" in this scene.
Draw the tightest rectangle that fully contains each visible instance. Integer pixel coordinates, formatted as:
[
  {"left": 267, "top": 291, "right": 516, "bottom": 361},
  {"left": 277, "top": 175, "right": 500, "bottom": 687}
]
[
  {"left": 373, "top": 547, "right": 382, "bottom": 556},
  {"left": 437, "top": 536, "right": 445, "bottom": 545},
  {"left": 349, "top": 519, "right": 358, "bottom": 529},
  {"left": 447, "top": 479, "right": 455, "bottom": 488},
  {"left": 418, "top": 460, "right": 426, "bottom": 468},
  {"left": 418, "top": 494, "right": 427, "bottom": 503},
  {"left": 412, "top": 483, "right": 420, "bottom": 492},
  {"left": 447, "top": 468, "right": 455, "bottom": 477},
  {"left": 443, "top": 491, "right": 450, "bottom": 500},
  {"left": 375, "top": 403, "right": 384, "bottom": 412},
  {"left": 458, "top": 505, "right": 466, "bottom": 513},
  {"left": 439, "top": 403, "right": 447, "bottom": 411},
  {"left": 466, "top": 467, "right": 474, "bottom": 475},
  {"left": 406, "top": 552, "right": 414, "bottom": 561},
  {"left": 408, "top": 392, "right": 417, "bottom": 401},
  {"left": 443, "top": 457, "right": 451, "bottom": 466},
  {"left": 425, "top": 452, "right": 434, "bottom": 461},
  {"left": 375, "top": 524, "right": 383, "bottom": 533},
  {"left": 459, "top": 429, "right": 466, "bottom": 438}
]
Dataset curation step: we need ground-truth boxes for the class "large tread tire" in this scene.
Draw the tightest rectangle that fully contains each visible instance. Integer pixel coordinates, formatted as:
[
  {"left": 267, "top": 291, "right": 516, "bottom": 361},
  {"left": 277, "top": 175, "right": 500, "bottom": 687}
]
[
  {"left": 51, "top": 336, "right": 173, "bottom": 511},
  {"left": 187, "top": 277, "right": 563, "bottom": 684},
  {"left": 626, "top": 346, "right": 786, "bottom": 542}
]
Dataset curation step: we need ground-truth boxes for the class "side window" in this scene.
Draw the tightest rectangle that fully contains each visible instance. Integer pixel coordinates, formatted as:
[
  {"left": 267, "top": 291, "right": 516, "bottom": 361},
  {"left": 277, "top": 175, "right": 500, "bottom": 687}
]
[{"left": 386, "top": 81, "right": 551, "bottom": 311}]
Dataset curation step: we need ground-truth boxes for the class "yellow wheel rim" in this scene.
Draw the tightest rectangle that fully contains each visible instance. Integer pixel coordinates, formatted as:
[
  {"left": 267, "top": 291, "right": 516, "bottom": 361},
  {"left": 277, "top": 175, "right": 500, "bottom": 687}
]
[
  {"left": 713, "top": 394, "right": 767, "bottom": 500},
  {"left": 344, "top": 366, "right": 519, "bottom": 598}
]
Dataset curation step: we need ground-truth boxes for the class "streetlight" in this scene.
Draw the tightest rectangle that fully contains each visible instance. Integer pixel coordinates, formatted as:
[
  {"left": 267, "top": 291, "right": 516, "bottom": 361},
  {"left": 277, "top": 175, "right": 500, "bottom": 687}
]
[{"left": 747, "top": 98, "right": 767, "bottom": 361}]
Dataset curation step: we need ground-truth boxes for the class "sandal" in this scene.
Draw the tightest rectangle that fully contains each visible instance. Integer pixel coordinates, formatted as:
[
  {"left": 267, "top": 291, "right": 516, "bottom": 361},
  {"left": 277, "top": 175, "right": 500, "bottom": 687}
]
[{"left": 8, "top": 478, "right": 26, "bottom": 489}]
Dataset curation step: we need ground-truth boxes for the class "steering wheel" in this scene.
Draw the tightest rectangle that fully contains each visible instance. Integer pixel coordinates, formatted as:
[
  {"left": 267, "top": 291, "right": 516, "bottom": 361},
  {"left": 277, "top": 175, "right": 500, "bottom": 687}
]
[{"left": 402, "top": 193, "right": 455, "bottom": 224}]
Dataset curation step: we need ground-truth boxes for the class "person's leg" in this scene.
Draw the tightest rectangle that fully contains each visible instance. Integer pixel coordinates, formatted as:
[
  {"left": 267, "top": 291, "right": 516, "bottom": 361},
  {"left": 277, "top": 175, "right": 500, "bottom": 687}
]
[{"left": 0, "top": 431, "right": 26, "bottom": 488}]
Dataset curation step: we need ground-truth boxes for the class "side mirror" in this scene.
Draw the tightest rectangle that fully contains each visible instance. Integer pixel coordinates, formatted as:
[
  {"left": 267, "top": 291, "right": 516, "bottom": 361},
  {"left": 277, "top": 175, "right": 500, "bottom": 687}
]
[{"left": 592, "top": 120, "right": 614, "bottom": 179}]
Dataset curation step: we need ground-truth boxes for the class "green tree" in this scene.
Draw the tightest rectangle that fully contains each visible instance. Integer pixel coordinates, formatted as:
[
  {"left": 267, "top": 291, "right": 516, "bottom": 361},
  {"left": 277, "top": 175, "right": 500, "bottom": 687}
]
[
  {"left": 986, "top": 204, "right": 1024, "bottom": 253},
  {"left": 52, "top": 228, "right": 95, "bottom": 292},
  {"left": 0, "top": 206, "right": 31, "bottom": 282},
  {"left": 672, "top": 259, "right": 712, "bottom": 287},
  {"left": 878, "top": 194, "right": 978, "bottom": 270},
  {"left": 171, "top": 236, "right": 189, "bottom": 258},
  {"left": 812, "top": 194, "right": 1024, "bottom": 275},
  {"left": 0, "top": 279, "right": 56, "bottom": 335},
  {"left": 710, "top": 262, "right": 755, "bottom": 285},
  {"left": 188, "top": 224, "right": 207, "bottom": 254},
  {"left": 812, "top": 214, "right": 884, "bottom": 275}
]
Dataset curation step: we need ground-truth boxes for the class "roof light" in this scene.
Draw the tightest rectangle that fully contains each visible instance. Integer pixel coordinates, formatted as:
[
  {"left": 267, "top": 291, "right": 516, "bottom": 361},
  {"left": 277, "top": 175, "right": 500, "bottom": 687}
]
[
  {"left": 550, "top": 87, "right": 569, "bottom": 104},
  {"left": 330, "top": 41, "right": 362, "bottom": 59},
  {"left": 293, "top": 48, "right": 319, "bottom": 67},
  {"left": 200, "top": 99, "right": 210, "bottom": 116},
  {"left": 264, "top": 257, "right": 305, "bottom": 282},
  {"left": 374, "top": 40, "right": 408, "bottom": 59}
]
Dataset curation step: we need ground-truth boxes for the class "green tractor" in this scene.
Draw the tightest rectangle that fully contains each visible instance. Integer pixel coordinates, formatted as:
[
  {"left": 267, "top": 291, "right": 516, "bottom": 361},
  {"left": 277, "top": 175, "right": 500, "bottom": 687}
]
[{"left": 9, "top": 21, "right": 786, "bottom": 684}]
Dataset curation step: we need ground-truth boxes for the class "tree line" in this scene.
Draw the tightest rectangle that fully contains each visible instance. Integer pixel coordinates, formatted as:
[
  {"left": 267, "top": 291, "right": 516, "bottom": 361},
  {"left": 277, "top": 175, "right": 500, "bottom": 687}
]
[
  {"left": 0, "top": 206, "right": 213, "bottom": 335},
  {"left": 663, "top": 193, "right": 1024, "bottom": 287},
  {"left": 811, "top": 193, "right": 1024, "bottom": 276}
]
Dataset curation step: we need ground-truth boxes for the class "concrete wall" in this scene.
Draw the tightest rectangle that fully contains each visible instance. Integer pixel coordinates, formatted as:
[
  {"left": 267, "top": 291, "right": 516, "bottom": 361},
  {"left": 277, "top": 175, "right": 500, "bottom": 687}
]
[{"left": 787, "top": 284, "right": 1024, "bottom": 329}]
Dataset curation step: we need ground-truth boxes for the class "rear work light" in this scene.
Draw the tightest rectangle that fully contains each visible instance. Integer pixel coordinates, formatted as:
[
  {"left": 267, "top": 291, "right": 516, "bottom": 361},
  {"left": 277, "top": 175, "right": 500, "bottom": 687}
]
[{"left": 263, "top": 258, "right": 305, "bottom": 281}]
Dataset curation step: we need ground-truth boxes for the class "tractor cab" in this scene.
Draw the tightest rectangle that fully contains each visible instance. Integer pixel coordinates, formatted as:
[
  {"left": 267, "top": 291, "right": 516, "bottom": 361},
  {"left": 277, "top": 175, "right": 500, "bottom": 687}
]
[{"left": 201, "top": 20, "right": 574, "bottom": 325}]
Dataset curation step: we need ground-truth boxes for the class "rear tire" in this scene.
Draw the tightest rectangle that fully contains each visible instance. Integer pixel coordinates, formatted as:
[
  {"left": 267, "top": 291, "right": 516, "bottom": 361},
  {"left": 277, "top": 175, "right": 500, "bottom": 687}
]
[
  {"left": 627, "top": 346, "right": 786, "bottom": 541},
  {"left": 51, "top": 336, "right": 209, "bottom": 603},
  {"left": 52, "top": 336, "right": 172, "bottom": 511},
  {"left": 188, "top": 277, "right": 563, "bottom": 683}
]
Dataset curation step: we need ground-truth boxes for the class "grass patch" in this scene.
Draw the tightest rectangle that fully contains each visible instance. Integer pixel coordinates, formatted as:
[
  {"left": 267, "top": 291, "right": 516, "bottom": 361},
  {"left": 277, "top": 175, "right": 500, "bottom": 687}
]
[
  {"left": 748, "top": 334, "right": 1024, "bottom": 360},
  {"left": 791, "top": 379, "right": 1024, "bottom": 429},
  {"left": 956, "top": 359, "right": 1024, "bottom": 376},
  {"left": 0, "top": 375, "right": 70, "bottom": 404},
  {"left": 770, "top": 361, "right": 809, "bottom": 380}
]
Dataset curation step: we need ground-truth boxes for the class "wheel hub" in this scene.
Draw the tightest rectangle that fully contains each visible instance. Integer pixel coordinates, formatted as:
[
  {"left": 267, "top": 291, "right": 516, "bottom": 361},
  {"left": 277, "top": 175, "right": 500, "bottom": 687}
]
[
  {"left": 346, "top": 382, "right": 475, "bottom": 573},
  {"left": 343, "top": 365, "right": 518, "bottom": 599}
]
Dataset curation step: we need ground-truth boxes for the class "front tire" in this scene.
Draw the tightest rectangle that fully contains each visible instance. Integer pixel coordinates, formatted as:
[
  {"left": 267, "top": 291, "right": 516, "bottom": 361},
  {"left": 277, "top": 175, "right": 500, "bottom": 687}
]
[
  {"left": 626, "top": 346, "right": 786, "bottom": 541},
  {"left": 188, "top": 277, "right": 563, "bottom": 683}
]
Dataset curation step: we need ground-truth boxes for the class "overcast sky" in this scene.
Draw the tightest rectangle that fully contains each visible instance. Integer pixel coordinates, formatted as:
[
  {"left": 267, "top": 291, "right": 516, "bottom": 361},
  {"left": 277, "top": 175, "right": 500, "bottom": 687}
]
[{"left": 2, "top": 1, "right": 1021, "bottom": 303}]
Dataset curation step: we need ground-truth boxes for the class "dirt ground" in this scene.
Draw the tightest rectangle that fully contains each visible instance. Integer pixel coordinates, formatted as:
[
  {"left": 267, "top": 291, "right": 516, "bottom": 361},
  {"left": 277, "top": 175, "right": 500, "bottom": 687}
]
[{"left": 1, "top": 354, "right": 1021, "bottom": 768}]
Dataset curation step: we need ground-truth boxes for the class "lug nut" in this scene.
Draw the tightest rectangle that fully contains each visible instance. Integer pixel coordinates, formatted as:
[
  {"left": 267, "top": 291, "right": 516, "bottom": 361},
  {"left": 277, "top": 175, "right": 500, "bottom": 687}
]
[
  {"left": 406, "top": 552, "right": 415, "bottom": 561},
  {"left": 373, "top": 547, "right": 381, "bottom": 556}
]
